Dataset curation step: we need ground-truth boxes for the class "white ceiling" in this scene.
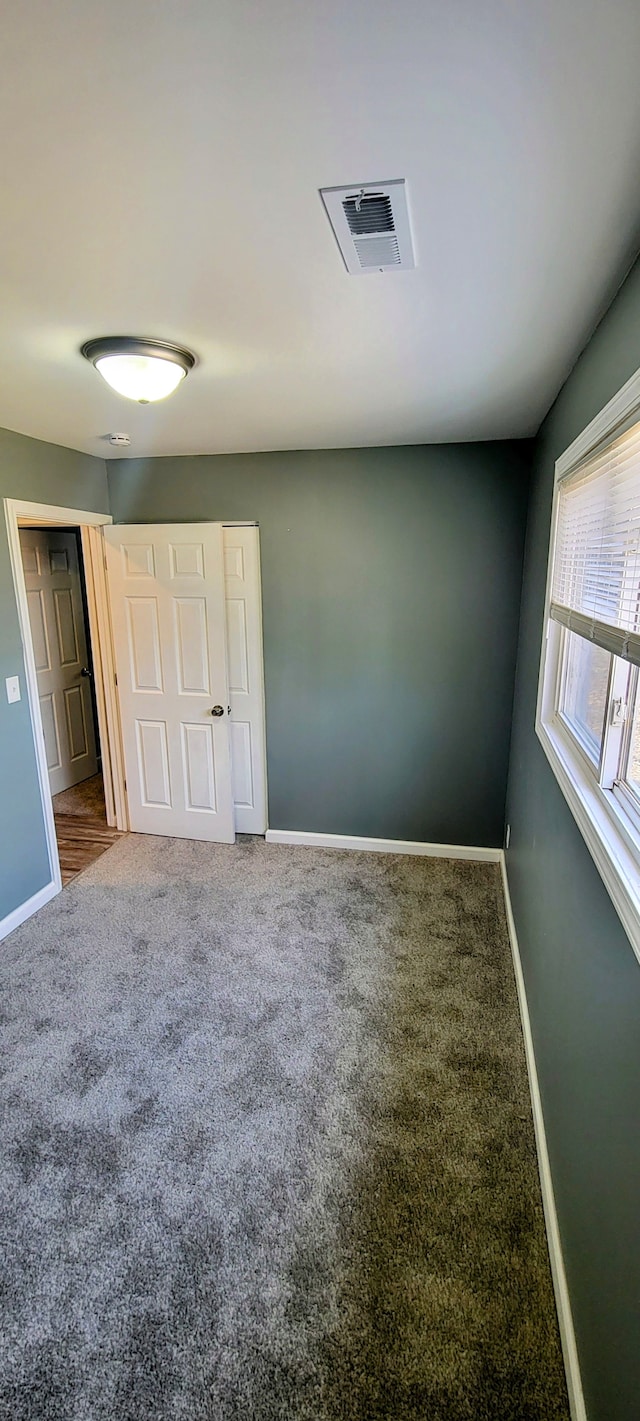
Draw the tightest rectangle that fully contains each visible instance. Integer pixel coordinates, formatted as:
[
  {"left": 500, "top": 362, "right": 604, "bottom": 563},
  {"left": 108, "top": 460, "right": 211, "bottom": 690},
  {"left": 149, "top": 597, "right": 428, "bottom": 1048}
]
[{"left": 1, "top": 0, "right": 640, "bottom": 459}]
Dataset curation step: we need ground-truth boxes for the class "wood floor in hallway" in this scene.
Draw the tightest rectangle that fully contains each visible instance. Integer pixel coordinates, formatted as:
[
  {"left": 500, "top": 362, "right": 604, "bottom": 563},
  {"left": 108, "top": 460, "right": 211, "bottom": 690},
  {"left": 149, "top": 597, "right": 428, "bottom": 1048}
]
[{"left": 52, "top": 774, "right": 124, "bottom": 885}]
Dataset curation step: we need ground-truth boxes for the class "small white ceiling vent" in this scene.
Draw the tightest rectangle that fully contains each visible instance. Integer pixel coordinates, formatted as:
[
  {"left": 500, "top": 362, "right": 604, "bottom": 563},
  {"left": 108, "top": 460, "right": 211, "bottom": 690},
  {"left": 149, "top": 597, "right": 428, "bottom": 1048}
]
[{"left": 320, "top": 179, "right": 415, "bottom": 274}]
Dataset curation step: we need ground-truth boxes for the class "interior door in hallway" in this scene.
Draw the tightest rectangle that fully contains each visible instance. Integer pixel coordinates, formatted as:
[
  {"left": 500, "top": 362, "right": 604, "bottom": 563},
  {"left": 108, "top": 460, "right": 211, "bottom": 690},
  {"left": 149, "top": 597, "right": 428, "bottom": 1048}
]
[
  {"left": 104, "top": 523, "right": 235, "bottom": 842},
  {"left": 19, "top": 527, "right": 99, "bottom": 796}
]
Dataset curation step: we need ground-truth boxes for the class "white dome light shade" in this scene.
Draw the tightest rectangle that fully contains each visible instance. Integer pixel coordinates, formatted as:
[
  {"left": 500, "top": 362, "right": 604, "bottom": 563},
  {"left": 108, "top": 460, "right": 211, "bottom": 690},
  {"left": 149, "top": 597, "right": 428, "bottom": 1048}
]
[
  {"left": 81, "top": 337, "right": 195, "bottom": 404},
  {"left": 95, "top": 353, "right": 186, "bottom": 402}
]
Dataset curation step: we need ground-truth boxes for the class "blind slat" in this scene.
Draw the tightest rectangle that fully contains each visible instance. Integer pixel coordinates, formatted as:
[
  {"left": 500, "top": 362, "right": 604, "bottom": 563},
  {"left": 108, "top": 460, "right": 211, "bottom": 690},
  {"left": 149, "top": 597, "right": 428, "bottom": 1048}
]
[
  {"left": 552, "top": 416, "right": 640, "bottom": 657},
  {"left": 549, "top": 603, "right": 640, "bottom": 666}
]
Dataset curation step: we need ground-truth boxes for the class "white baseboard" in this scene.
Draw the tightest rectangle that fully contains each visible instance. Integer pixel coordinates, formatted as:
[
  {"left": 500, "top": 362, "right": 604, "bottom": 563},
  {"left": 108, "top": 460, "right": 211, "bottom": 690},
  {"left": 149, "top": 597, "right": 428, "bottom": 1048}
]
[
  {"left": 265, "top": 829, "right": 501, "bottom": 862},
  {"left": 0, "top": 879, "right": 59, "bottom": 942},
  {"left": 499, "top": 853, "right": 587, "bottom": 1421}
]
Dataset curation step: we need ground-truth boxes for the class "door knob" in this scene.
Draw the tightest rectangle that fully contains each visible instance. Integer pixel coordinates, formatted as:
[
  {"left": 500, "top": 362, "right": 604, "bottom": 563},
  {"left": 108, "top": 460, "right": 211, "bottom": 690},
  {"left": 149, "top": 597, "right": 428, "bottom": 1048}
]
[
  {"left": 80, "top": 667, "right": 92, "bottom": 678},
  {"left": 210, "top": 705, "right": 224, "bottom": 717}
]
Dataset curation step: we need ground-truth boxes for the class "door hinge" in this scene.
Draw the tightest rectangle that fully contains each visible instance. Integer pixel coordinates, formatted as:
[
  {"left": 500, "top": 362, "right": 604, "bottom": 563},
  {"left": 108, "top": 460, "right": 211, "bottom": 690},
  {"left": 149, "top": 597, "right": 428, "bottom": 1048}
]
[{"left": 611, "top": 697, "right": 627, "bottom": 728}]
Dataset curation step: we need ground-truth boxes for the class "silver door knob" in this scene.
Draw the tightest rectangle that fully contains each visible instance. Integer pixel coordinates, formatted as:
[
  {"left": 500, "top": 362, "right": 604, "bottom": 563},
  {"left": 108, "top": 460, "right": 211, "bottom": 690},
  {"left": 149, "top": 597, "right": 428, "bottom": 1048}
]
[{"left": 210, "top": 705, "right": 224, "bottom": 717}]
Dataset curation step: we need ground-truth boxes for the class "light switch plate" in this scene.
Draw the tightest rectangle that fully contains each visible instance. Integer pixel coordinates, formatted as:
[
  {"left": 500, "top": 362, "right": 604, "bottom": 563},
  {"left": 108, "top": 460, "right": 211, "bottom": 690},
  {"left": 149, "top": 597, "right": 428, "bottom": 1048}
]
[{"left": 6, "top": 675, "right": 20, "bottom": 703}]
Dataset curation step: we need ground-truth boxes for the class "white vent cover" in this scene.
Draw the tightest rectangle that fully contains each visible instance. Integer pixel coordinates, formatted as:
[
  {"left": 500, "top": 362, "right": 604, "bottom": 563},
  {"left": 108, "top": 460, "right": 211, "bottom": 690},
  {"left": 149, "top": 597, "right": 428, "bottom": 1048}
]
[{"left": 320, "top": 179, "right": 415, "bottom": 274}]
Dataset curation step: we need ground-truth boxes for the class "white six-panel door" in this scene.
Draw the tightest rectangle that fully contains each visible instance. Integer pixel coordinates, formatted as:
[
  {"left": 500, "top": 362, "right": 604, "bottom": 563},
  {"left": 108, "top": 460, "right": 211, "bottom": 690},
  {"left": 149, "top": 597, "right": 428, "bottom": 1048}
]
[
  {"left": 20, "top": 528, "right": 99, "bottom": 796},
  {"left": 104, "top": 524, "right": 235, "bottom": 842}
]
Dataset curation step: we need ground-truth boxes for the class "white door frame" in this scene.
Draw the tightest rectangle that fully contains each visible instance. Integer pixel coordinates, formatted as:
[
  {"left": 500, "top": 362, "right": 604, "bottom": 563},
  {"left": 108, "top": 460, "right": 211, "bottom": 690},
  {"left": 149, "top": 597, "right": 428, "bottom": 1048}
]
[
  {"left": 4, "top": 498, "right": 126, "bottom": 911},
  {"left": 223, "top": 522, "right": 268, "bottom": 835},
  {"left": 80, "top": 522, "right": 128, "bottom": 831}
]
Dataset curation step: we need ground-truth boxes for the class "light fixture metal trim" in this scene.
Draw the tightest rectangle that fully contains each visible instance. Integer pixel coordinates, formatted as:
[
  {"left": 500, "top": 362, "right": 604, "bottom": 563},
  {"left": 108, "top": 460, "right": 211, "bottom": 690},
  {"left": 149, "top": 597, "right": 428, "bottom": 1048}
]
[{"left": 81, "top": 336, "right": 196, "bottom": 373}]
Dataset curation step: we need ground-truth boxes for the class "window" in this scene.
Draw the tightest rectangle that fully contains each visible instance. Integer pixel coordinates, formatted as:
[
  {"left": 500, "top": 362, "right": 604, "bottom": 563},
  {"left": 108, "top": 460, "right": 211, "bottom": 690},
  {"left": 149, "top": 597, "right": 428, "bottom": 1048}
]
[
  {"left": 558, "top": 630, "right": 611, "bottom": 767},
  {"left": 537, "top": 370, "right": 640, "bottom": 962}
]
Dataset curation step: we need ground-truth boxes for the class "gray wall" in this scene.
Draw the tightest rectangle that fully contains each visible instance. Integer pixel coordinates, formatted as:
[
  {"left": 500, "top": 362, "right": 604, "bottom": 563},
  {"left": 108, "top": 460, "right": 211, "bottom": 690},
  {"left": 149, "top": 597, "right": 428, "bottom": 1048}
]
[
  {"left": 506, "top": 254, "right": 640, "bottom": 1421},
  {"left": 108, "top": 443, "right": 529, "bottom": 847},
  {"left": 0, "top": 429, "right": 108, "bottom": 920}
]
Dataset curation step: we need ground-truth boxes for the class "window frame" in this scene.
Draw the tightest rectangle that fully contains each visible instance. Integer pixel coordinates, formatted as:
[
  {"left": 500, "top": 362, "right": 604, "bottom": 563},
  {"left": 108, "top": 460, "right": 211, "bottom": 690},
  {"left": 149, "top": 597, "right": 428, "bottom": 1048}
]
[{"left": 536, "top": 365, "right": 640, "bottom": 966}]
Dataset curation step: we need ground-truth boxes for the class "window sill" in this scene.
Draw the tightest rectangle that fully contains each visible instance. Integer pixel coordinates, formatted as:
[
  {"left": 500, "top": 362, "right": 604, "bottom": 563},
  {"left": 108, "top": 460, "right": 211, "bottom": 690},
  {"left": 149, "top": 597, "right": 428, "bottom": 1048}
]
[{"left": 536, "top": 713, "right": 640, "bottom": 966}]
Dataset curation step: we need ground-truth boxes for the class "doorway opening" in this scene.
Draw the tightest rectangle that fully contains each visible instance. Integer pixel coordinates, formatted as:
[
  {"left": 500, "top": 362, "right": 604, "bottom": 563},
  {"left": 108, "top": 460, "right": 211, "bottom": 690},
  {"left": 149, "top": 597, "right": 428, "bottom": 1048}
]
[
  {"left": 5, "top": 501, "right": 267, "bottom": 934},
  {"left": 18, "top": 523, "right": 124, "bottom": 884},
  {"left": 4, "top": 498, "right": 127, "bottom": 921}
]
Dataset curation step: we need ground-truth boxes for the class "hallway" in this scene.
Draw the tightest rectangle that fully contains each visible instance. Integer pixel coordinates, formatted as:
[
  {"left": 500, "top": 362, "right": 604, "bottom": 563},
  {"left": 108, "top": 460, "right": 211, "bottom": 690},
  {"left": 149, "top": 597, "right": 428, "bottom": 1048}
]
[{"left": 52, "top": 774, "right": 123, "bottom": 885}]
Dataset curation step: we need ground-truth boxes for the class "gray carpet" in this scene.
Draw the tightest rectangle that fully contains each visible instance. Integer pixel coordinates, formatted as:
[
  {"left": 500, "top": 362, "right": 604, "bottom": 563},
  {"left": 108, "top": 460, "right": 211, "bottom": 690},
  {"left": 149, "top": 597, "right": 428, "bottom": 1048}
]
[{"left": 0, "top": 835, "right": 569, "bottom": 1420}]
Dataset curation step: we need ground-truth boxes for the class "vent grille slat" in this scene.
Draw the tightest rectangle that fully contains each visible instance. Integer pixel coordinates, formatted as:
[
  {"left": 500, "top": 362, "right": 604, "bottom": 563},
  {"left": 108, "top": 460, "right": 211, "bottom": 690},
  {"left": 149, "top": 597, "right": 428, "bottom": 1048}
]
[
  {"left": 343, "top": 193, "right": 395, "bottom": 235},
  {"left": 320, "top": 179, "right": 415, "bottom": 275},
  {"left": 353, "top": 236, "right": 401, "bottom": 268}
]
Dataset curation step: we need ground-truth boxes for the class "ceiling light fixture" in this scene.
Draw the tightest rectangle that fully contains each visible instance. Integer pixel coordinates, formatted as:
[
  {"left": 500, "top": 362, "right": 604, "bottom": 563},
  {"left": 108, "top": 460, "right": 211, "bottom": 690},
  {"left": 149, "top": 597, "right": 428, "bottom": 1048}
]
[{"left": 81, "top": 336, "right": 196, "bottom": 404}]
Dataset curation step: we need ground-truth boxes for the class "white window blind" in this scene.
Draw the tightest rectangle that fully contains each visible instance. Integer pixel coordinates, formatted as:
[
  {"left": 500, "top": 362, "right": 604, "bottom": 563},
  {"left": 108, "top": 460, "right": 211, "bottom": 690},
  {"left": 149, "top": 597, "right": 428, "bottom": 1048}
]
[{"left": 551, "top": 418, "right": 640, "bottom": 665}]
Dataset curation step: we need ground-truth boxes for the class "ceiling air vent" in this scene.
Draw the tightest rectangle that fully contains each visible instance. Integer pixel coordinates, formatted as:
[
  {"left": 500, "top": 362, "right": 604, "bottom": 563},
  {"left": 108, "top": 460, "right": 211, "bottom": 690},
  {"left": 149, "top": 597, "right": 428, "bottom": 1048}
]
[{"left": 320, "top": 179, "right": 415, "bottom": 274}]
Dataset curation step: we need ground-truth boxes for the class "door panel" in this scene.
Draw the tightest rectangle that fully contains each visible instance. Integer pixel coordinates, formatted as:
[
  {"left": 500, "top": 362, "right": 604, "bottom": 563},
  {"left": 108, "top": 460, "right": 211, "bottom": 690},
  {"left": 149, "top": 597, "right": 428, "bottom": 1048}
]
[
  {"left": 126, "top": 597, "right": 163, "bottom": 691},
  {"left": 41, "top": 693, "right": 62, "bottom": 770},
  {"left": 28, "top": 589, "right": 50, "bottom": 669},
  {"left": 20, "top": 528, "right": 99, "bottom": 795},
  {"left": 64, "top": 684, "right": 89, "bottom": 760},
  {"left": 181, "top": 722, "right": 217, "bottom": 811},
  {"left": 226, "top": 598, "right": 250, "bottom": 693},
  {"left": 53, "top": 587, "right": 79, "bottom": 664},
  {"left": 174, "top": 598, "right": 210, "bottom": 694},
  {"left": 230, "top": 720, "right": 254, "bottom": 807},
  {"left": 104, "top": 523, "right": 234, "bottom": 842},
  {"left": 136, "top": 719, "right": 171, "bottom": 806}
]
